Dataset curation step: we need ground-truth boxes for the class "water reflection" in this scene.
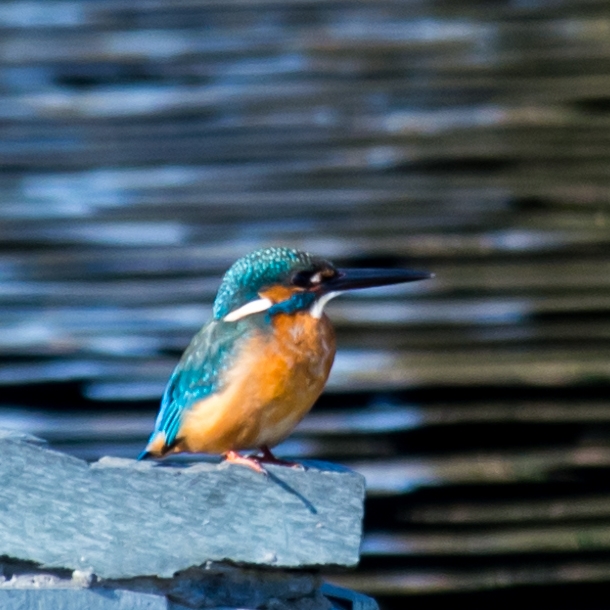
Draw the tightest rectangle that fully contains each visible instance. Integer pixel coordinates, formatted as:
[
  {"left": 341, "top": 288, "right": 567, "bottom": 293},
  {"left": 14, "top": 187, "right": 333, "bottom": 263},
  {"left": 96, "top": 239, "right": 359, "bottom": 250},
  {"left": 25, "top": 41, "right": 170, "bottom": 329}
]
[{"left": 1, "top": 0, "right": 610, "bottom": 605}]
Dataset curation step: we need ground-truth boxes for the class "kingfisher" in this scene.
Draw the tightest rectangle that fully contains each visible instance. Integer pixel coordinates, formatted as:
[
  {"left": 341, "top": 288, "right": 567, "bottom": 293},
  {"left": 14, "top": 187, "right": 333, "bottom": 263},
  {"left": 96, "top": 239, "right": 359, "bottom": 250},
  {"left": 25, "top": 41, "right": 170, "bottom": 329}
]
[{"left": 139, "top": 247, "right": 431, "bottom": 472}]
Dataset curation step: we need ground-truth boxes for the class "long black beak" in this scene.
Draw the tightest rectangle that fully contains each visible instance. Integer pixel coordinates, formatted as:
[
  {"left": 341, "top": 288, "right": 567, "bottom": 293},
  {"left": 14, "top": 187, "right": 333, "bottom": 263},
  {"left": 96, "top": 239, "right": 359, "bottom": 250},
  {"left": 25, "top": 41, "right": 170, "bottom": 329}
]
[{"left": 322, "top": 267, "right": 433, "bottom": 293}]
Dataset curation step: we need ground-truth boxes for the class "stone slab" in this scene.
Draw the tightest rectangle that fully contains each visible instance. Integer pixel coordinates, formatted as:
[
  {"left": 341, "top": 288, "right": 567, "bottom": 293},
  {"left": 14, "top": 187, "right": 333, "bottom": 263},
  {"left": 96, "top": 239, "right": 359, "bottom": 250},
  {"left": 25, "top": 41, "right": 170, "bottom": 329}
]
[
  {"left": 0, "top": 430, "right": 365, "bottom": 579},
  {"left": 0, "top": 587, "right": 353, "bottom": 610},
  {"left": 0, "top": 580, "right": 383, "bottom": 610},
  {"left": 0, "top": 589, "right": 167, "bottom": 610},
  {"left": 0, "top": 561, "right": 330, "bottom": 609}
]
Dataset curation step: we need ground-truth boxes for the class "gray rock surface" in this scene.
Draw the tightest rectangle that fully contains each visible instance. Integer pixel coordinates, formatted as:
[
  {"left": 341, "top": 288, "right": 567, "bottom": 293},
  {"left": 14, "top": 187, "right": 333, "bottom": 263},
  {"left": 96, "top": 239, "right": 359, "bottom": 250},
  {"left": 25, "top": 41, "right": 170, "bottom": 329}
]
[
  {"left": 0, "top": 589, "right": 167, "bottom": 610},
  {"left": 0, "top": 588, "right": 348, "bottom": 610},
  {"left": 0, "top": 561, "right": 337, "bottom": 609},
  {"left": 0, "top": 592, "right": 374, "bottom": 610},
  {"left": 0, "top": 430, "right": 365, "bottom": 579}
]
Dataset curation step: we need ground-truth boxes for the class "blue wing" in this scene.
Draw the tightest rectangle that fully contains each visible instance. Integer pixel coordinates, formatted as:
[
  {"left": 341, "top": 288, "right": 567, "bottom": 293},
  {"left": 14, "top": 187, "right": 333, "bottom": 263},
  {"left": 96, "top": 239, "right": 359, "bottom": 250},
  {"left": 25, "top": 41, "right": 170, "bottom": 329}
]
[{"left": 146, "top": 319, "right": 253, "bottom": 452}]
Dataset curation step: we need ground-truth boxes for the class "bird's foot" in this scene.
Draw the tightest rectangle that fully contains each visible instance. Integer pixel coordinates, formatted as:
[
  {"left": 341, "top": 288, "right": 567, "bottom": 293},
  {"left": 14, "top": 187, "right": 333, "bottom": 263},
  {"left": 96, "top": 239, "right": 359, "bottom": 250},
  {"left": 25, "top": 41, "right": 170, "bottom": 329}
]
[
  {"left": 255, "top": 446, "right": 305, "bottom": 470},
  {"left": 223, "top": 450, "right": 268, "bottom": 475}
]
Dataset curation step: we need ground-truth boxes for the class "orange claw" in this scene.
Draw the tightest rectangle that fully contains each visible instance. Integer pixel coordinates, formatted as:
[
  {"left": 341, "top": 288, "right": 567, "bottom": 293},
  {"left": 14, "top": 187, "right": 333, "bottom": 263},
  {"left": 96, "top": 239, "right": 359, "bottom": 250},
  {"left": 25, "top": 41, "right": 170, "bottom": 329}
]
[
  {"left": 223, "top": 450, "right": 267, "bottom": 475},
  {"left": 256, "top": 445, "right": 304, "bottom": 469}
]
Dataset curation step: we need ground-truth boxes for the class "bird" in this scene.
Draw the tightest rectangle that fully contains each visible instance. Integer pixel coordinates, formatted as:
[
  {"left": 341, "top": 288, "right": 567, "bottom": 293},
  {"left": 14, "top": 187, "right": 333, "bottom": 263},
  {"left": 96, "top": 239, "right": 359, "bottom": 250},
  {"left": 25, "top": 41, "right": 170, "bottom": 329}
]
[{"left": 139, "top": 247, "right": 431, "bottom": 472}]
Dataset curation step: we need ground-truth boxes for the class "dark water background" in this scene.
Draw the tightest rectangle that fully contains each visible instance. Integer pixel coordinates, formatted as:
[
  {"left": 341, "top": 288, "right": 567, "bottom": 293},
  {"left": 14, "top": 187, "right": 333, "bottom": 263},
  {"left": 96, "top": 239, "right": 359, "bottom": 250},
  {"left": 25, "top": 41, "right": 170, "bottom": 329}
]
[{"left": 3, "top": 1, "right": 610, "bottom": 607}]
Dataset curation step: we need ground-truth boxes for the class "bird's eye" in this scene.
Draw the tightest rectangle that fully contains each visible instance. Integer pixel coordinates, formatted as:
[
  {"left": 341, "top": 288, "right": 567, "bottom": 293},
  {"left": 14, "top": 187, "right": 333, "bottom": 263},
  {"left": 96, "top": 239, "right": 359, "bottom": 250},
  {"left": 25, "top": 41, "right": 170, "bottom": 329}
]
[
  {"left": 291, "top": 270, "right": 313, "bottom": 288},
  {"left": 291, "top": 266, "right": 337, "bottom": 288}
]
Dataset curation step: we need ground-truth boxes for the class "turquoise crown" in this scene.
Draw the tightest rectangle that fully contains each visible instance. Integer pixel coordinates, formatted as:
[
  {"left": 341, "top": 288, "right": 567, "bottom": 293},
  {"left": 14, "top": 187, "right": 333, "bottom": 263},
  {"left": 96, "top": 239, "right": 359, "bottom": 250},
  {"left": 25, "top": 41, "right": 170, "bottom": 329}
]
[{"left": 212, "top": 247, "right": 321, "bottom": 320}]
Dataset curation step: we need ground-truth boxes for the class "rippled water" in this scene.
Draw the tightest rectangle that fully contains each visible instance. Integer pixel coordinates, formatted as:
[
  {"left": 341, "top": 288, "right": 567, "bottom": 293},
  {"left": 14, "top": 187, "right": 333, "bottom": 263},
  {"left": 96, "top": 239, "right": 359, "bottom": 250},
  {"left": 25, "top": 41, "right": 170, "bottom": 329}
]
[{"left": 3, "top": 1, "right": 610, "bottom": 607}]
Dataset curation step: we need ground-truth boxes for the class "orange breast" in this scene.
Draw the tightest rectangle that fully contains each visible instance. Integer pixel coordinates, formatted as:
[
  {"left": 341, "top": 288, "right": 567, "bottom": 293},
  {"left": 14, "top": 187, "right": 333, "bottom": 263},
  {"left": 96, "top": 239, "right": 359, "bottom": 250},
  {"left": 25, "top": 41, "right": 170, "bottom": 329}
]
[{"left": 174, "top": 311, "right": 336, "bottom": 454}]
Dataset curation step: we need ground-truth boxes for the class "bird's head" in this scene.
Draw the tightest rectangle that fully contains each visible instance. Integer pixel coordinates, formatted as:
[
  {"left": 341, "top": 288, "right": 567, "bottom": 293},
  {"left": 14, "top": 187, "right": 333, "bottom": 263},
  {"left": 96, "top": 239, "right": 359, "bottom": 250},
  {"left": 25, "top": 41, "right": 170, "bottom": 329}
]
[{"left": 213, "top": 247, "right": 432, "bottom": 323}]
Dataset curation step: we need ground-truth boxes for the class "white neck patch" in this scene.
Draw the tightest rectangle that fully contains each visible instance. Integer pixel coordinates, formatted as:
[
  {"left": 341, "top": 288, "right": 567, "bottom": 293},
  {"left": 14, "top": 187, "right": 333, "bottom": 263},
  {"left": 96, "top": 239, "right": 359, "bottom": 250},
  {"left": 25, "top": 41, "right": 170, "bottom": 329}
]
[
  {"left": 223, "top": 297, "right": 273, "bottom": 322},
  {"left": 310, "top": 291, "right": 342, "bottom": 319}
]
